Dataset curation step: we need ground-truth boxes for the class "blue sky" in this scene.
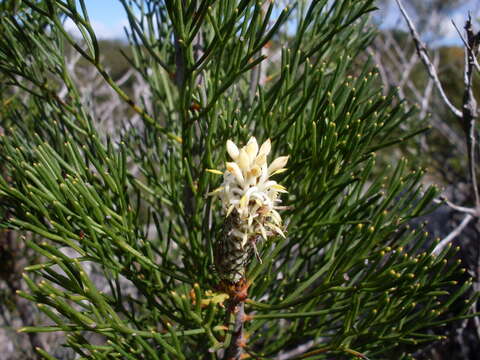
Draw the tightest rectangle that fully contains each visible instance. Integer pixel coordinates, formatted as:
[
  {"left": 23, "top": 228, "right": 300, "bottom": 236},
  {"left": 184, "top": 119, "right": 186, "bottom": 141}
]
[
  {"left": 376, "top": 0, "right": 479, "bottom": 46},
  {"left": 84, "top": 0, "right": 125, "bottom": 27},
  {"left": 78, "top": 0, "right": 478, "bottom": 45},
  {"left": 65, "top": 0, "right": 127, "bottom": 39}
]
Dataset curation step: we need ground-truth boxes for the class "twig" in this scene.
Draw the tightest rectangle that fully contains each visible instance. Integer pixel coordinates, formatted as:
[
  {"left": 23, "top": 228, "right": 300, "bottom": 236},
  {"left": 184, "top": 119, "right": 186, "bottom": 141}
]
[
  {"left": 461, "top": 15, "right": 480, "bottom": 210},
  {"left": 275, "top": 339, "right": 317, "bottom": 360},
  {"left": 224, "top": 302, "right": 246, "bottom": 360},
  {"left": 435, "top": 197, "right": 477, "bottom": 215},
  {"left": 456, "top": 318, "right": 471, "bottom": 359},
  {"left": 221, "top": 278, "right": 250, "bottom": 360},
  {"left": 432, "top": 214, "right": 474, "bottom": 256},
  {"left": 395, "top": 0, "right": 463, "bottom": 118},
  {"left": 452, "top": 20, "right": 480, "bottom": 73},
  {"left": 418, "top": 53, "right": 436, "bottom": 119},
  {"left": 398, "top": 51, "right": 418, "bottom": 91},
  {"left": 281, "top": 346, "right": 370, "bottom": 360}
]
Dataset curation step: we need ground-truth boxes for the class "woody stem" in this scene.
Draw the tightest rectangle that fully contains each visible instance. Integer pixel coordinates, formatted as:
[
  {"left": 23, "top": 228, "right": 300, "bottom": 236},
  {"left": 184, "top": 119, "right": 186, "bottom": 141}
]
[{"left": 224, "top": 301, "right": 246, "bottom": 360}]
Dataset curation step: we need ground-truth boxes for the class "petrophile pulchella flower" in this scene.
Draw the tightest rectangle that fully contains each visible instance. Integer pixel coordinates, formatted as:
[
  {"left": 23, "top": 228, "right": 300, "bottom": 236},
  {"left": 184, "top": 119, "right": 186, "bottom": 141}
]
[{"left": 208, "top": 137, "right": 288, "bottom": 283}]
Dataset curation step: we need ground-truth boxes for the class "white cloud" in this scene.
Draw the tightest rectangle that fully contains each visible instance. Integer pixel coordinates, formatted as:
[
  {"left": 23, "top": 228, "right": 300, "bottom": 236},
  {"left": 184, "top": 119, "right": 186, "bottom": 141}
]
[
  {"left": 64, "top": 17, "right": 128, "bottom": 40},
  {"left": 438, "top": 12, "right": 465, "bottom": 39},
  {"left": 432, "top": 11, "right": 471, "bottom": 46}
]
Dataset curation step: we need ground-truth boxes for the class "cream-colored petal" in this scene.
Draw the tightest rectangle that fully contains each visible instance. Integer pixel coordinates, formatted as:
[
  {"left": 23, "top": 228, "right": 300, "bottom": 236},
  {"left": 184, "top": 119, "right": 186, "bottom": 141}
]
[
  {"left": 245, "top": 137, "right": 259, "bottom": 163},
  {"left": 270, "top": 209, "right": 282, "bottom": 225},
  {"left": 249, "top": 165, "right": 261, "bottom": 178},
  {"left": 268, "top": 156, "right": 289, "bottom": 174},
  {"left": 271, "top": 224, "right": 286, "bottom": 238},
  {"left": 259, "top": 138, "right": 271, "bottom": 156},
  {"left": 226, "top": 140, "right": 239, "bottom": 160},
  {"left": 245, "top": 186, "right": 258, "bottom": 198},
  {"left": 255, "top": 153, "right": 266, "bottom": 166},
  {"left": 238, "top": 149, "right": 250, "bottom": 171},
  {"left": 260, "top": 164, "right": 269, "bottom": 183},
  {"left": 264, "top": 180, "right": 278, "bottom": 188},
  {"left": 226, "top": 162, "right": 244, "bottom": 184},
  {"left": 258, "top": 222, "right": 268, "bottom": 240}
]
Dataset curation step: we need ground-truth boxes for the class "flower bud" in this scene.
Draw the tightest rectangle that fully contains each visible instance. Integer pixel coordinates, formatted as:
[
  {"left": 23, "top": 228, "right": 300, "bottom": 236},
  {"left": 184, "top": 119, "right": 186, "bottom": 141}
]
[
  {"left": 238, "top": 149, "right": 250, "bottom": 171},
  {"left": 226, "top": 140, "right": 239, "bottom": 160},
  {"left": 226, "top": 162, "right": 244, "bottom": 184},
  {"left": 245, "top": 137, "right": 259, "bottom": 163},
  {"left": 258, "top": 138, "right": 271, "bottom": 156},
  {"left": 268, "top": 156, "right": 289, "bottom": 175}
]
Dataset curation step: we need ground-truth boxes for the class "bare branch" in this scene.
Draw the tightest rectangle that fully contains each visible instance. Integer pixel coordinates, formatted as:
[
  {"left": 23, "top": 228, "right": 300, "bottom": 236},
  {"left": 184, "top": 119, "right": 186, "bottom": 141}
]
[
  {"left": 432, "top": 214, "right": 474, "bottom": 256},
  {"left": 461, "top": 15, "right": 480, "bottom": 209},
  {"left": 418, "top": 53, "right": 436, "bottom": 119},
  {"left": 435, "top": 197, "right": 477, "bottom": 215},
  {"left": 224, "top": 302, "right": 246, "bottom": 360},
  {"left": 395, "top": 0, "right": 463, "bottom": 118},
  {"left": 452, "top": 20, "right": 480, "bottom": 73},
  {"left": 275, "top": 339, "right": 319, "bottom": 360}
]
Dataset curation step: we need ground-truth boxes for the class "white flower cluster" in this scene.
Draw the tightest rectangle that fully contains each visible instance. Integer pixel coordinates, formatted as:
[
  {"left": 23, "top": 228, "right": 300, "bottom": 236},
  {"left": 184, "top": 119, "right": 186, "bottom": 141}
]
[{"left": 209, "top": 137, "right": 288, "bottom": 249}]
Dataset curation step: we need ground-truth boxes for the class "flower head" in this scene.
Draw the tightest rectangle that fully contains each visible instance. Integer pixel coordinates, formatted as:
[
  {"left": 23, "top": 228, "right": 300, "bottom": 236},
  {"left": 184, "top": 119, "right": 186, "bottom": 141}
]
[{"left": 210, "top": 137, "right": 288, "bottom": 249}]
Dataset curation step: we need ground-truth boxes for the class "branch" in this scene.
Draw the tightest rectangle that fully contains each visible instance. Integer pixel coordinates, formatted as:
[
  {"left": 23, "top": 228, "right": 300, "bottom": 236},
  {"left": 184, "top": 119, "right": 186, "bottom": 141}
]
[
  {"left": 452, "top": 20, "right": 480, "bottom": 73},
  {"left": 435, "top": 197, "right": 477, "bottom": 215},
  {"left": 275, "top": 339, "right": 318, "bottom": 360},
  {"left": 395, "top": 0, "right": 463, "bottom": 118},
  {"left": 224, "top": 302, "right": 246, "bottom": 360},
  {"left": 432, "top": 214, "right": 474, "bottom": 256},
  {"left": 461, "top": 15, "right": 480, "bottom": 209},
  {"left": 418, "top": 53, "right": 436, "bottom": 119}
]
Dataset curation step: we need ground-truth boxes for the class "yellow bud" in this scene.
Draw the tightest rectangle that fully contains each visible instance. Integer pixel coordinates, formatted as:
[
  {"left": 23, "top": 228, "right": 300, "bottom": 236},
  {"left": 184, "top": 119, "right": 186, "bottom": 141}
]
[
  {"left": 206, "top": 169, "right": 223, "bottom": 175},
  {"left": 271, "top": 183, "right": 288, "bottom": 193}
]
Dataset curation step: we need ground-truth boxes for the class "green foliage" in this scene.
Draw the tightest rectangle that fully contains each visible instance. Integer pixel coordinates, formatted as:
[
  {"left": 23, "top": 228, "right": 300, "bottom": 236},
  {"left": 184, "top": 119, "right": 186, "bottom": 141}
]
[{"left": 0, "top": 0, "right": 476, "bottom": 359}]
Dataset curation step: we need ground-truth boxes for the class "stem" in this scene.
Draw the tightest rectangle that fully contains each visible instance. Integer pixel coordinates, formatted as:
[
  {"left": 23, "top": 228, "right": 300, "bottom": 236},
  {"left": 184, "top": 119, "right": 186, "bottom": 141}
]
[
  {"left": 175, "top": 30, "right": 196, "bottom": 228},
  {"left": 461, "top": 16, "right": 480, "bottom": 210},
  {"left": 224, "top": 301, "right": 246, "bottom": 360},
  {"left": 433, "top": 214, "right": 474, "bottom": 256}
]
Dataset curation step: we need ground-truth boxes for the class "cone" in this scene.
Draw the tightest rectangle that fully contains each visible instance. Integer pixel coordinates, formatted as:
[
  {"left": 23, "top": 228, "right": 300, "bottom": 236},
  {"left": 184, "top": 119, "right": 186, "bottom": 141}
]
[{"left": 214, "top": 209, "right": 255, "bottom": 283}]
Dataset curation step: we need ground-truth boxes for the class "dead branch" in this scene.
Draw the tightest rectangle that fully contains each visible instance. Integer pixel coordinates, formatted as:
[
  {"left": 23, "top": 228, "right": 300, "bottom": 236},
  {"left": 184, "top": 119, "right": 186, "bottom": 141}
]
[
  {"left": 432, "top": 214, "right": 474, "bottom": 255},
  {"left": 395, "top": 0, "right": 463, "bottom": 118},
  {"left": 461, "top": 15, "right": 480, "bottom": 209}
]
